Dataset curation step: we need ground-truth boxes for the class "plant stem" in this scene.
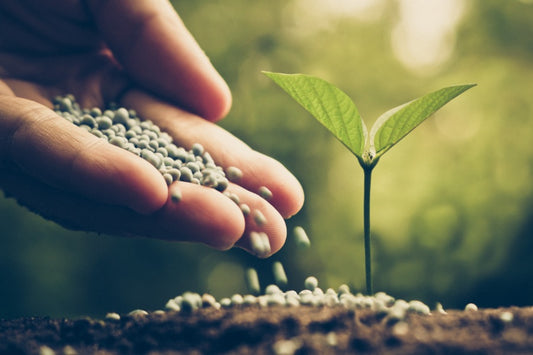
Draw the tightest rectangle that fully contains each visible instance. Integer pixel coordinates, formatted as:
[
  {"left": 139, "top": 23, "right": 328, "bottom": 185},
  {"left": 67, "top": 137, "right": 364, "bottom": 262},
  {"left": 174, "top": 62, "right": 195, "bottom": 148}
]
[{"left": 363, "top": 166, "right": 373, "bottom": 295}]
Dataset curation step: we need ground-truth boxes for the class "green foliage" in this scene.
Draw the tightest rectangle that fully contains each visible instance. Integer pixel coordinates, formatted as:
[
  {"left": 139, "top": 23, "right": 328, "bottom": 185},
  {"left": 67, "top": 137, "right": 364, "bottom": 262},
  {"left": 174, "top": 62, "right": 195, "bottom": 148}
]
[
  {"left": 263, "top": 71, "right": 475, "bottom": 167},
  {"left": 370, "top": 85, "right": 476, "bottom": 157},
  {"left": 262, "top": 72, "right": 367, "bottom": 160},
  {"left": 265, "top": 71, "right": 475, "bottom": 293}
]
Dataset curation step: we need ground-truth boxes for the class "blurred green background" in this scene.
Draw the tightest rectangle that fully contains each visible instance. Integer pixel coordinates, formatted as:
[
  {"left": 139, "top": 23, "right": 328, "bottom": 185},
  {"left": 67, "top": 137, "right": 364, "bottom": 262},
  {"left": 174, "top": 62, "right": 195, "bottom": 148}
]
[{"left": 1, "top": 0, "right": 533, "bottom": 318}]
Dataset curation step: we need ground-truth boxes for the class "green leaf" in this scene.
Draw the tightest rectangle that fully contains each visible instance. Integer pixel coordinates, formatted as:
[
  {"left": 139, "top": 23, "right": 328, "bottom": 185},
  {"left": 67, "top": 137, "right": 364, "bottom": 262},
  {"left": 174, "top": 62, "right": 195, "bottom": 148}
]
[
  {"left": 263, "top": 71, "right": 367, "bottom": 159},
  {"left": 370, "top": 84, "right": 476, "bottom": 156}
]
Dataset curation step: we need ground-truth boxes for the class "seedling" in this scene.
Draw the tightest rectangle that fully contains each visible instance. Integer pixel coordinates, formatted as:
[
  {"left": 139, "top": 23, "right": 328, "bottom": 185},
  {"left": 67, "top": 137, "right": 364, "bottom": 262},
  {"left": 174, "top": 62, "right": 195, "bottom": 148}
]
[{"left": 264, "top": 71, "right": 475, "bottom": 295}]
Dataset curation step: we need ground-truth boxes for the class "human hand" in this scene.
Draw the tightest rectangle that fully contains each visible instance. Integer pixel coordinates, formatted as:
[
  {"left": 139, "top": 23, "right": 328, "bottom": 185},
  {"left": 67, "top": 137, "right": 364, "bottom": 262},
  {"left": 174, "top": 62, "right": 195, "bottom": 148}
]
[{"left": 0, "top": 0, "right": 304, "bottom": 255}]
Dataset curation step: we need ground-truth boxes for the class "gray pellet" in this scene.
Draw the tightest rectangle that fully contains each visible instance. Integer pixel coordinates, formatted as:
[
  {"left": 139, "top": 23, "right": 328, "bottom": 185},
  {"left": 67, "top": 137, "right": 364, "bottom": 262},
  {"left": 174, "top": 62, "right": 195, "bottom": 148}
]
[
  {"left": 304, "top": 276, "right": 318, "bottom": 291},
  {"left": 163, "top": 173, "right": 173, "bottom": 185},
  {"left": 293, "top": 226, "right": 311, "bottom": 249},
  {"left": 250, "top": 231, "right": 269, "bottom": 257},
  {"left": 149, "top": 140, "right": 159, "bottom": 150},
  {"left": 125, "top": 130, "right": 137, "bottom": 139},
  {"left": 179, "top": 167, "right": 193, "bottom": 182},
  {"left": 192, "top": 143, "right": 204, "bottom": 156},
  {"left": 226, "top": 166, "right": 243, "bottom": 182},
  {"left": 253, "top": 210, "right": 267, "bottom": 227},
  {"left": 258, "top": 186, "right": 273, "bottom": 200},
  {"left": 170, "top": 186, "right": 182, "bottom": 203},
  {"left": 80, "top": 114, "right": 96, "bottom": 128},
  {"left": 240, "top": 203, "right": 251, "bottom": 216},
  {"left": 168, "top": 168, "right": 181, "bottom": 181},
  {"left": 156, "top": 147, "right": 168, "bottom": 157},
  {"left": 163, "top": 157, "right": 174, "bottom": 166},
  {"left": 273, "top": 261, "right": 288, "bottom": 287},
  {"left": 109, "top": 136, "right": 127, "bottom": 148},
  {"left": 246, "top": 268, "right": 261, "bottom": 295},
  {"left": 90, "top": 107, "right": 102, "bottom": 117},
  {"left": 96, "top": 116, "right": 113, "bottom": 130}
]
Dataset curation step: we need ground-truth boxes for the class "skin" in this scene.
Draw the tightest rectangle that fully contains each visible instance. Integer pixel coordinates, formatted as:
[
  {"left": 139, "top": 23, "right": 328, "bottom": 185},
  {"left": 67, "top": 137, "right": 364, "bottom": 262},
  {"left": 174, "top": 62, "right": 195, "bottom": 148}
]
[{"left": 0, "top": 0, "right": 304, "bottom": 255}]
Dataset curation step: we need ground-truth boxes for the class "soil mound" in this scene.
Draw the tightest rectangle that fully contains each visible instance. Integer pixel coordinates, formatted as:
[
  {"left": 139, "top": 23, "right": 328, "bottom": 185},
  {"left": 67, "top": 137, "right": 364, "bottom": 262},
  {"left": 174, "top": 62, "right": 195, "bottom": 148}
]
[{"left": 2, "top": 305, "right": 533, "bottom": 354}]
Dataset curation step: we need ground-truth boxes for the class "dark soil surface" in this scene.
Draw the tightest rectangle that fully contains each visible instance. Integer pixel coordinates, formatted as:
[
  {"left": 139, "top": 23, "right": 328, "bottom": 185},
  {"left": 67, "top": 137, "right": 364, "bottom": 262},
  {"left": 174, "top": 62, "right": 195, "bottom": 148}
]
[{"left": 2, "top": 306, "right": 533, "bottom": 355}]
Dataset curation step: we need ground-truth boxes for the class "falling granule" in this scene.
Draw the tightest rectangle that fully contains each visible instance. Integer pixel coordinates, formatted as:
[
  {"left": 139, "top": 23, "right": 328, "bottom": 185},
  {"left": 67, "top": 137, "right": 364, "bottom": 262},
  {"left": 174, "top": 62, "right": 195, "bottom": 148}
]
[
  {"left": 293, "top": 226, "right": 310, "bottom": 248},
  {"left": 246, "top": 268, "right": 261, "bottom": 295},
  {"left": 170, "top": 186, "right": 182, "bottom": 203},
  {"left": 258, "top": 186, "right": 273, "bottom": 200},
  {"left": 272, "top": 261, "right": 288, "bottom": 287}
]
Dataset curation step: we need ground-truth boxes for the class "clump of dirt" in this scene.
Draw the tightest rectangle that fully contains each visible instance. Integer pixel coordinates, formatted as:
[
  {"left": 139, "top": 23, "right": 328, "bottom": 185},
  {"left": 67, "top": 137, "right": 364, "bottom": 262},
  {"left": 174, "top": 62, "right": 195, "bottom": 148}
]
[{"left": 2, "top": 305, "right": 533, "bottom": 354}]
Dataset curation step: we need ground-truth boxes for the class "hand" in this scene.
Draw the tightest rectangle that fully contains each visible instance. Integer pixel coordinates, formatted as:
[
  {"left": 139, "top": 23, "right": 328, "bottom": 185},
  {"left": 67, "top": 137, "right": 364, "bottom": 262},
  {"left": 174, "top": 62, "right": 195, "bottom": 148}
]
[{"left": 0, "top": 0, "right": 304, "bottom": 255}]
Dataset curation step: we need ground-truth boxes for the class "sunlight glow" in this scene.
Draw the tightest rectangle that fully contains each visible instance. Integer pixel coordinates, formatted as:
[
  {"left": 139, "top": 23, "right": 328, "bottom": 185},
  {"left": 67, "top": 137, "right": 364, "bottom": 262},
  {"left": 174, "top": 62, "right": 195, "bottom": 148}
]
[
  {"left": 391, "top": 0, "right": 467, "bottom": 75},
  {"left": 286, "top": 0, "right": 386, "bottom": 36}
]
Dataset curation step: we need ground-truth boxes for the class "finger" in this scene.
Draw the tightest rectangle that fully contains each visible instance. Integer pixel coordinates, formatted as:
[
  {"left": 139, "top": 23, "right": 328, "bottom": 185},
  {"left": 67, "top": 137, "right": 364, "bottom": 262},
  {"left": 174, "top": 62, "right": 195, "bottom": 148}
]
[
  {"left": 157, "top": 182, "right": 245, "bottom": 248},
  {"left": 0, "top": 170, "right": 245, "bottom": 249},
  {"left": 121, "top": 90, "right": 305, "bottom": 219},
  {"left": 222, "top": 183, "right": 287, "bottom": 257},
  {"left": 86, "top": 0, "right": 232, "bottom": 121},
  {"left": 0, "top": 94, "right": 168, "bottom": 214}
]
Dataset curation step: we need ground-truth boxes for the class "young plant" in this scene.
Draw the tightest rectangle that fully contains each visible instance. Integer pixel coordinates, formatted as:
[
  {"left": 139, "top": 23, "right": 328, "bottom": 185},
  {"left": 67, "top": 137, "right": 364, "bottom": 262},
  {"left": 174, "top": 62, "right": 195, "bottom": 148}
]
[{"left": 263, "top": 71, "right": 475, "bottom": 295}]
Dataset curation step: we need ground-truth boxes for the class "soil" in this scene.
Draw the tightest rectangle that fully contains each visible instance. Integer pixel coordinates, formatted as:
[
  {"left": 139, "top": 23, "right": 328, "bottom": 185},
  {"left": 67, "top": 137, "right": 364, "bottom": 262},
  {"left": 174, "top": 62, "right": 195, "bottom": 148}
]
[{"left": 2, "top": 305, "right": 533, "bottom": 355}]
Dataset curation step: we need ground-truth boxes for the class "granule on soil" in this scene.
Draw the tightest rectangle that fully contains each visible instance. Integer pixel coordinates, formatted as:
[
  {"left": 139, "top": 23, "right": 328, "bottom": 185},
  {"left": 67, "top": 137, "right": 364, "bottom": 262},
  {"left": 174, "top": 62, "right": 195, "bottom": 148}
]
[{"left": 3, "top": 305, "right": 533, "bottom": 354}]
